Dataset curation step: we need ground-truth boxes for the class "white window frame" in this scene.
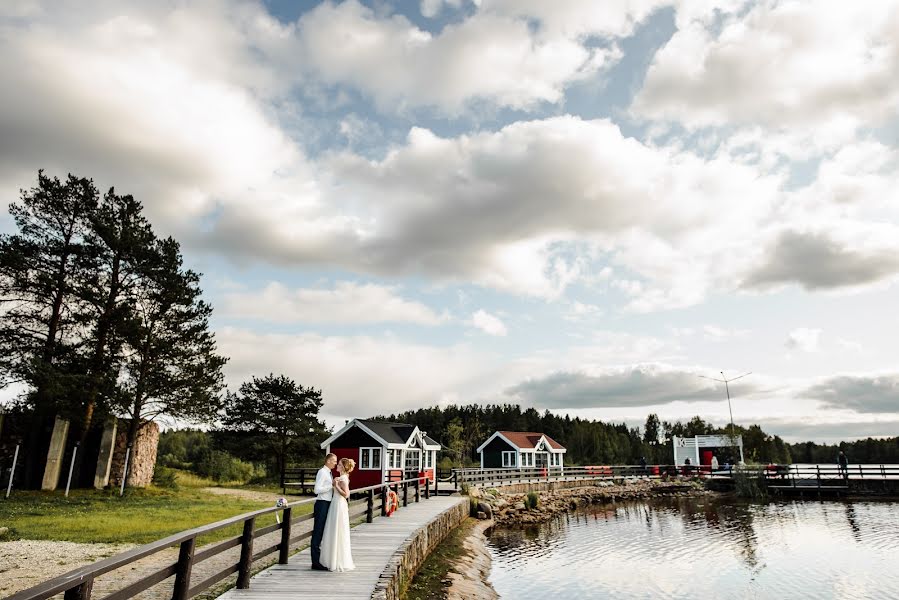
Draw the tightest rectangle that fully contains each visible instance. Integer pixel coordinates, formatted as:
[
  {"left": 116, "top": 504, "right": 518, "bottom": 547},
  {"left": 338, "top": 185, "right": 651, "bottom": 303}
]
[
  {"left": 359, "top": 447, "right": 381, "bottom": 470},
  {"left": 405, "top": 449, "right": 421, "bottom": 471},
  {"left": 425, "top": 450, "right": 433, "bottom": 468},
  {"left": 386, "top": 449, "right": 401, "bottom": 470},
  {"left": 502, "top": 451, "right": 517, "bottom": 467},
  {"left": 521, "top": 452, "right": 534, "bottom": 467}
]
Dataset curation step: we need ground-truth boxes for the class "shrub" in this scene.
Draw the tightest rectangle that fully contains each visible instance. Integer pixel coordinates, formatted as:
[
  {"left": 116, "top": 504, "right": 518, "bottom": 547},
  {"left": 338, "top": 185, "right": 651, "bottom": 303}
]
[
  {"left": 732, "top": 466, "right": 768, "bottom": 500},
  {"left": 470, "top": 497, "right": 480, "bottom": 517},
  {"left": 194, "top": 450, "right": 263, "bottom": 483},
  {"left": 526, "top": 491, "right": 539, "bottom": 509},
  {"left": 152, "top": 466, "right": 179, "bottom": 489}
]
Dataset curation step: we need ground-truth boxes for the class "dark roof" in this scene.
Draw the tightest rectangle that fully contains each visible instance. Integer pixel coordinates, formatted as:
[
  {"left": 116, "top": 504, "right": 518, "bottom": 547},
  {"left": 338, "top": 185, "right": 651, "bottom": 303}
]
[
  {"left": 358, "top": 420, "right": 415, "bottom": 445},
  {"left": 423, "top": 435, "right": 440, "bottom": 447}
]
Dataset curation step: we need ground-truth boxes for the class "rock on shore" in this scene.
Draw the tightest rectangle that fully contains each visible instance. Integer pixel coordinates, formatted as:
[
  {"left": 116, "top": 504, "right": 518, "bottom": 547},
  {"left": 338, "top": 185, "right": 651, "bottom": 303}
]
[{"left": 470, "top": 478, "right": 710, "bottom": 526}]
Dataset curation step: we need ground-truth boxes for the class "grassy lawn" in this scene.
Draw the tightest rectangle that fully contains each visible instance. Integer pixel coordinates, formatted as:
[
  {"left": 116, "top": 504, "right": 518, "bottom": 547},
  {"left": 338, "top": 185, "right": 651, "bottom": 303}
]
[
  {"left": 403, "top": 517, "right": 478, "bottom": 600},
  {"left": 0, "top": 485, "right": 311, "bottom": 545}
]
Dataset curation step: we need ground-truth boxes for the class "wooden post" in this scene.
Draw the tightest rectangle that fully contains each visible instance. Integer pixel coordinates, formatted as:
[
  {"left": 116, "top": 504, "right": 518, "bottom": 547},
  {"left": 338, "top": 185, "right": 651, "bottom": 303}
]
[
  {"left": 366, "top": 489, "right": 374, "bottom": 523},
  {"left": 279, "top": 507, "right": 292, "bottom": 564},
  {"left": 425, "top": 476, "right": 430, "bottom": 499},
  {"left": 237, "top": 517, "right": 256, "bottom": 589},
  {"left": 172, "top": 538, "right": 196, "bottom": 600},
  {"left": 402, "top": 481, "right": 408, "bottom": 507},
  {"left": 415, "top": 478, "right": 420, "bottom": 502},
  {"left": 64, "top": 578, "right": 93, "bottom": 600},
  {"left": 380, "top": 486, "right": 387, "bottom": 517}
]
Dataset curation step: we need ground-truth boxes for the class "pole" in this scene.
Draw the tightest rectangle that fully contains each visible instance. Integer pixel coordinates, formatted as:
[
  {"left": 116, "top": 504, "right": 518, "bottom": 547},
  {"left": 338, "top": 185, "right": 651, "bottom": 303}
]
[
  {"left": 65, "top": 443, "right": 79, "bottom": 497},
  {"left": 120, "top": 445, "right": 132, "bottom": 497},
  {"left": 723, "top": 373, "right": 735, "bottom": 439},
  {"left": 6, "top": 444, "right": 19, "bottom": 498}
]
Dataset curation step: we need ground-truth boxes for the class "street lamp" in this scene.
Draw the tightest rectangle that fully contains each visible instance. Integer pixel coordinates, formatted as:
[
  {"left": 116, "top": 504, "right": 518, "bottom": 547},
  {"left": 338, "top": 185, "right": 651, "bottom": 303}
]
[{"left": 699, "top": 371, "right": 751, "bottom": 439}]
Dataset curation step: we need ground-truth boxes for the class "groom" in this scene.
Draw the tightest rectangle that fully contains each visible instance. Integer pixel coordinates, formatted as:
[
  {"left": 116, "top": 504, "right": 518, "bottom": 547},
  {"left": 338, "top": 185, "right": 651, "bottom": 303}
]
[{"left": 311, "top": 453, "right": 338, "bottom": 571}]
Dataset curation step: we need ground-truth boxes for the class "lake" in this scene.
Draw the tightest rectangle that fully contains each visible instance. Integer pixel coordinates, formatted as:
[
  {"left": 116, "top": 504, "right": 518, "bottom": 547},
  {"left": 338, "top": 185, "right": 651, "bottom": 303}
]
[{"left": 487, "top": 496, "right": 899, "bottom": 599}]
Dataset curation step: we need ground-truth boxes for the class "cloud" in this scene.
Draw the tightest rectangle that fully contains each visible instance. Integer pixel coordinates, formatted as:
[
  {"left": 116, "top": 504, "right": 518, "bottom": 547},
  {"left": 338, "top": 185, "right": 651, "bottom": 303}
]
[
  {"left": 323, "top": 116, "right": 782, "bottom": 302},
  {"left": 218, "top": 327, "right": 492, "bottom": 420},
  {"left": 802, "top": 374, "right": 899, "bottom": 414},
  {"left": 221, "top": 281, "right": 447, "bottom": 325},
  {"left": 742, "top": 229, "right": 899, "bottom": 291},
  {"left": 469, "top": 309, "right": 507, "bottom": 336},
  {"left": 785, "top": 328, "right": 822, "bottom": 353},
  {"left": 505, "top": 364, "right": 761, "bottom": 409},
  {"left": 634, "top": 2, "right": 899, "bottom": 135},
  {"left": 294, "top": 0, "right": 622, "bottom": 113}
]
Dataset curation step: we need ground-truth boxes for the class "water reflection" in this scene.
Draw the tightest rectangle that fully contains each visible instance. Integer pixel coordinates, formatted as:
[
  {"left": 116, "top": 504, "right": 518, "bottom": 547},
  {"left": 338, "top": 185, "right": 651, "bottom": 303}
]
[{"left": 487, "top": 498, "right": 899, "bottom": 599}]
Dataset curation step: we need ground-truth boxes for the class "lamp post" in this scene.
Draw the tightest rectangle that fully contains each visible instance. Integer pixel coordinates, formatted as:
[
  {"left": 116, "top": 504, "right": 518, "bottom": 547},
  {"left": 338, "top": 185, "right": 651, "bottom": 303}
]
[{"left": 699, "top": 371, "right": 751, "bottom": 440}]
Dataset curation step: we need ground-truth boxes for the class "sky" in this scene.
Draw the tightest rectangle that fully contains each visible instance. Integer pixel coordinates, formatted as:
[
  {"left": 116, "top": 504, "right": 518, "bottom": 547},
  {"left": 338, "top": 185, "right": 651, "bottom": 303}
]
[{"left": 1, "top": 0, "right": 898, "bottom": 444}]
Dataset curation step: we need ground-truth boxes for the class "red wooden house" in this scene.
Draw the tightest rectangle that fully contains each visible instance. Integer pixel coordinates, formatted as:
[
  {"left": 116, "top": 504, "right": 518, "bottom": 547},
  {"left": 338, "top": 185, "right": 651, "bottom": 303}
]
[{"left": 320, "top": 419, "right": 441, "bottom": 489}]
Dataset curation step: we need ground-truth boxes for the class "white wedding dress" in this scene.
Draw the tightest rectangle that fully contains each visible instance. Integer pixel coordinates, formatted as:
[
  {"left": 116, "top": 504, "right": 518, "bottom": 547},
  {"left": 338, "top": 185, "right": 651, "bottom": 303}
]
[{"left": 319, "top": 474, "right": 355, "bottom": 572}]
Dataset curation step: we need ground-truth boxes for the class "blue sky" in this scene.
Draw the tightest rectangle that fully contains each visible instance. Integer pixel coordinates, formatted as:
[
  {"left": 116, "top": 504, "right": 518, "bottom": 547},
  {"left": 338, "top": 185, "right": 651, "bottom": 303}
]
[{"left": 1, "top": 0, "right": 898, "bottom": 442}]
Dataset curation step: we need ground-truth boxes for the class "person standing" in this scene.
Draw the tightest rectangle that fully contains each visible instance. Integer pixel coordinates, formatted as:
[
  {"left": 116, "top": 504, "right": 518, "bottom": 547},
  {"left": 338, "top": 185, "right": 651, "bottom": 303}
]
[
  {"left": 838, "top": 451, "right": 849, "bottom": 479},
  {"left": 320, "top": 458, "right": 357, "bottom": 572},
  {"left": 311, "top": 453, "right": 338, "bottom": 570}
]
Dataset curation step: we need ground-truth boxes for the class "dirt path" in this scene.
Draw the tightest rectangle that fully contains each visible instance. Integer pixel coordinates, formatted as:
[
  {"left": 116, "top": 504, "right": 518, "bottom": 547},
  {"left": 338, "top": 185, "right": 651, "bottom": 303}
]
[
  {"left": 200, "top": 486, "right": 305, "bottom": 504},
  {"left": 2, "top": 487, "right": 313, "bottom": 599}
]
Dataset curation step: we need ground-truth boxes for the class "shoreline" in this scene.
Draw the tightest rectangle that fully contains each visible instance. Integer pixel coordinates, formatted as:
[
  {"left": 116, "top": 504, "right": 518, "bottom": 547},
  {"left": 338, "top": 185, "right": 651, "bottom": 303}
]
[
  {"left": 444, "top": 519, "right": 499, "bottom": 600},
  {"left": 440, "top": 480, "right": 712, "bottom": 597}
]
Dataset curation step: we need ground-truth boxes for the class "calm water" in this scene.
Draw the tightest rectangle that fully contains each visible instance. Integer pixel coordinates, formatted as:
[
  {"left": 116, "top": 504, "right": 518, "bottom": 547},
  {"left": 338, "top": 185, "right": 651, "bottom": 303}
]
[{"left": 487, "top": 497, "right": 899, "bottom": 599}]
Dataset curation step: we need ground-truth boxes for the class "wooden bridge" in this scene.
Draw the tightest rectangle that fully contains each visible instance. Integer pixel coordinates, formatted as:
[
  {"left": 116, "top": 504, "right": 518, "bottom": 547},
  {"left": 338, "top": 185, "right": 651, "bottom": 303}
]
[{"left": 7, "top": 476, "right": 464, "bottom": 600}]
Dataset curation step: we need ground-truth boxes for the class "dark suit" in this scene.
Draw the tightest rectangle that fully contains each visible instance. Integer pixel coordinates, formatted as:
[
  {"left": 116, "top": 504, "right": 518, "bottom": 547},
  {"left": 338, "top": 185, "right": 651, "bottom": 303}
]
[{"left": 311, "top": 499, "right": 330, "bottom": 567}]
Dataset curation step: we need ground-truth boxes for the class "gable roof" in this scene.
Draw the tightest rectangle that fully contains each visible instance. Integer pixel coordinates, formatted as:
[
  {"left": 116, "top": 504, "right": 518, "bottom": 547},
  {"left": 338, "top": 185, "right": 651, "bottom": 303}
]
[
  {"left": 321, "top": 418, "right": 441, "bottom": 450},
  {"left": 477, "top": 431, "right": 566, "bottom": 453}
]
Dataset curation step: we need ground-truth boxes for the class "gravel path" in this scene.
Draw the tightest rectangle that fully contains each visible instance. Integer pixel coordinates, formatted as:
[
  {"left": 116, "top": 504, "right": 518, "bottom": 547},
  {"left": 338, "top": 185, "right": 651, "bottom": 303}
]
[
  {"left": 0, "top": 539, "right": 136, "bottom": 597},
  {"left": 1, "top": 488, "right": 315, "bottom": 600}
]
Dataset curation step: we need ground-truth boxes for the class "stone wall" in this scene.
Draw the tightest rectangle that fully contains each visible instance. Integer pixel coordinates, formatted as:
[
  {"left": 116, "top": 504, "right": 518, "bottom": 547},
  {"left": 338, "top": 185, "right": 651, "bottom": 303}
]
[
  {"left": 469, "top": 476, "right": 620, "bottom": 495},
  {"left": 371, "top": 497, "right": 469, "bottom": 600},
  {"left": 108, "top": 420, "right": 159, "bottom": 488}
]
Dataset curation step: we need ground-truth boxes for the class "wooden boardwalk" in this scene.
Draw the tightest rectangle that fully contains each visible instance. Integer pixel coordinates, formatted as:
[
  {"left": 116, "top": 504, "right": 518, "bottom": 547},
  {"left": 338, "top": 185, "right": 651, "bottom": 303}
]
[{"left": 218, "top": 495, "right": 467, "bottom": 600}]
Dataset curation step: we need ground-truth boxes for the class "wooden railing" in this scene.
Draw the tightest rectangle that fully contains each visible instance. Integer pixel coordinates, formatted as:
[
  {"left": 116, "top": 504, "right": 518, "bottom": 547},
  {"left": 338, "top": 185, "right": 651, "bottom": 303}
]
[
  {"left": 761, "top": 464, "right": 899, "bottom": 489},
  {"left": 280, "top": 467, "right": 320, "bottom": 495},
  {"left": 452, "top": 465, "right": 680, "bottom": 488},
  {"left": 8, "top": 477, "right": 430, "bottom": 600},
  {"left": 452, "top": 464, "right": 899, "bottom": 490}
]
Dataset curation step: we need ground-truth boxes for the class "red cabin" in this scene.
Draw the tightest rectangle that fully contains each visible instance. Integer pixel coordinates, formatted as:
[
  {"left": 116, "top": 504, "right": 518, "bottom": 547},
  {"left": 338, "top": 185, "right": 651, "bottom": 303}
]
[{"left": 320, "top": 419, "right": 441, "bottom": 490}]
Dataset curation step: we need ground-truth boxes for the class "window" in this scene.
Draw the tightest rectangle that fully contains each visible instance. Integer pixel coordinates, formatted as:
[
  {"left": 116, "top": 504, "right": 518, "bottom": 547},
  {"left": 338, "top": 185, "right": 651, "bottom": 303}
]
[
  {"left": 502, "top": 451, "right": 517, "bottom": 467},
  {"left": 521, "top": 452, "right": 533, "bottom": 467},
  {"left": 550, "top": 453, "right": 560, "bottom": 466},
  {"left": 425, "top": 451, "right": 433, "bottom": 468},
  {"left": 360, "top": 447, "right": 381, "bottom": 470},
  {"left": 385, "top": 449, "right": 398, "bottom": 469},
  {"left": 405, "top": 449, "right": 421, "bottom": 470}
]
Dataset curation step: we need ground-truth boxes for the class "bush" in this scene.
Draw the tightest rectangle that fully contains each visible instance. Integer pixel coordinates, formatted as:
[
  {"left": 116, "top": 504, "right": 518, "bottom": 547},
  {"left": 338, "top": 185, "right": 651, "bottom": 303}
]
[
  {"left": 152, "top": 466, "right": 179, "bottom": 489},
  {"left": 470, "top": 497, "right": 480, "bottom": 517},
  {"left": 733, "top": 466, "right": 768, "bottom": 500},
  {"left": 194, "top": 450, "right": 263, "bottom": 483},
  {"left": 526, "top": 491, "right": 539, "bottom": 509}
]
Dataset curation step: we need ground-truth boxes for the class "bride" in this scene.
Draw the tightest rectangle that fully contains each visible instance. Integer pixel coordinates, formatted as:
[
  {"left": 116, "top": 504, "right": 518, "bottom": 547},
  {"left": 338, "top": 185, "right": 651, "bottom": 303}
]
[{"left": 319, "top": 457, "right": 356, "bottom": 572}]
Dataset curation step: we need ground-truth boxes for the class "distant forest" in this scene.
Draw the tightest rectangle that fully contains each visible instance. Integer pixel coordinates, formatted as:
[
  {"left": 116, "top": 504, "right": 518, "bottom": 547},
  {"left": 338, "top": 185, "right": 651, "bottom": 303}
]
[{"left": 371, "top": 404, "right": 899, "bottom": 467}]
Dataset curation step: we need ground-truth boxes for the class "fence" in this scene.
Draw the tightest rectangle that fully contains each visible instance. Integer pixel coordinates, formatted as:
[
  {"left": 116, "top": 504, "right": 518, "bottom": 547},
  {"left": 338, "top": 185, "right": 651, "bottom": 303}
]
[{"left": 8, "top": 476, "right": 431, "bottom": 600}]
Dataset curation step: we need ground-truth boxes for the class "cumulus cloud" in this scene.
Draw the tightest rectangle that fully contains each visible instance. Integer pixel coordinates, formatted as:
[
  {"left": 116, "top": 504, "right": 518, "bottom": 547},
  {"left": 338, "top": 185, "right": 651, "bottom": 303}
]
[
  {"left": 469, "top": 309, "right": 507, "bottom": 336},
  {"left": 294, "top": 0, "right": 622, "bottom": 113},
  {"left": 634, "top": 2, "right": 899, "bottom": 135},
  {"left": 218, "top": 327, "right": 492, "bottom": 420},
  {"left": 505, "top": 364, "right": 761, "bottom": 409},
  {"left": 221, "top": 281, "right": 447, "bottom": 325},
  {"left": 743, "top": 228, "right": 899, "bottom": 291},
  {"left": 785, "top": 328, "right": 822, "bottom": 353},
  {"left": 802, "top": 374, "right": 899, "bottom": 414},
  {"left": 324, "top": 116, "right": 782, "bottom": 303}
]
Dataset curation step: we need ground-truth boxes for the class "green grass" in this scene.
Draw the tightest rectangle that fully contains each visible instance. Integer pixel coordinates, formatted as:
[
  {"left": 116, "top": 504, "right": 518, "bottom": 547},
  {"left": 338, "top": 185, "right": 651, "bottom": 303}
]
[
  {"left": 0, "top": 486, "right": 311, "bottom": 545},
  {"left": 403, "top": 518, "right": 478, "bottom": 600}
]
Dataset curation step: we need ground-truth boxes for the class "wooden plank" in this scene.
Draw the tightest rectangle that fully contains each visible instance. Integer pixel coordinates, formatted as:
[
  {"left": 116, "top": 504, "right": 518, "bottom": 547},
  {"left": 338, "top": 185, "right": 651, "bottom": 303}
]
[{"left": 217, "top": 496, "right": 466, "bottom": 600}]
